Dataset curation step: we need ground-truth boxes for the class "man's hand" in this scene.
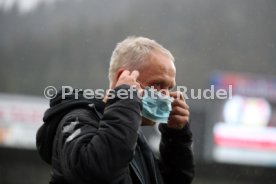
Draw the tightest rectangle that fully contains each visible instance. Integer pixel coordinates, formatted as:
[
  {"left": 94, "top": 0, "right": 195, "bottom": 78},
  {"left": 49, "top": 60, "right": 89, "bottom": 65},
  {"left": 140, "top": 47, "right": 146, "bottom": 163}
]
[
  {"left": 103, "top": 70, "right": 141, "bottom": 103},
  {"left": 168, "top": 91, "right": 190, "bottom": 129},
  {"left": 115, "top": 70, "right": 141, "bottom": 89}
]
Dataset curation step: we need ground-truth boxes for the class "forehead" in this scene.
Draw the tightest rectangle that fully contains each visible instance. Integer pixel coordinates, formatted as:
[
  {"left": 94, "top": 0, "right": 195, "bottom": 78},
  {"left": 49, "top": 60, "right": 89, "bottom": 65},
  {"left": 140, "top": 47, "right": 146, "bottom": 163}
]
[{"left": 139, "top": 51, "right": 176, "bottom": 84}]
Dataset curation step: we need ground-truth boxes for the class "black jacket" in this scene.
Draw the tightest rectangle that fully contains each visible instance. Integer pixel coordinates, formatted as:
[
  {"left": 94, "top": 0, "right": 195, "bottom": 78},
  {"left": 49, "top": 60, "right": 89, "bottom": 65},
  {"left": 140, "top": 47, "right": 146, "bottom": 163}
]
[{"left": 36, "top": 85, "right": 195, "bottom": 184}]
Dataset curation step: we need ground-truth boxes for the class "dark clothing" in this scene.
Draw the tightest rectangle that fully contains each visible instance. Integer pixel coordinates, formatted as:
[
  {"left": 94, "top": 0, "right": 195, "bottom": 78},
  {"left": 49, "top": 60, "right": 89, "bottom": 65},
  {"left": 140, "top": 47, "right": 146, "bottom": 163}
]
[{"left": 36, "top": 85, "right": 195, "bottom": 184}]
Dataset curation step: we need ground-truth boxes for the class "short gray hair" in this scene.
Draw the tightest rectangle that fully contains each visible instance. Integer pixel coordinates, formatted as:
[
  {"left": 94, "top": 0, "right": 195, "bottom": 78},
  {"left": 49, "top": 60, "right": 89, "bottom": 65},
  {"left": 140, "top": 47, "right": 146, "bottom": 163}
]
[{"left": 108, "top": 36, "right": 174, "bottom": 83}]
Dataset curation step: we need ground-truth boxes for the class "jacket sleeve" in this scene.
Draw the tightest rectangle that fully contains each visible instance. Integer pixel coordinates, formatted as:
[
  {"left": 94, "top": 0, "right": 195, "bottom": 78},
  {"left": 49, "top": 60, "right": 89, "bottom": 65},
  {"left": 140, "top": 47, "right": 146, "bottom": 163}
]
[
  {"left": 53, "top": 85, "right": 142, "bottom": 184},
  {"left": 158, "top": 123, "right": 195, "bottom": 184}
]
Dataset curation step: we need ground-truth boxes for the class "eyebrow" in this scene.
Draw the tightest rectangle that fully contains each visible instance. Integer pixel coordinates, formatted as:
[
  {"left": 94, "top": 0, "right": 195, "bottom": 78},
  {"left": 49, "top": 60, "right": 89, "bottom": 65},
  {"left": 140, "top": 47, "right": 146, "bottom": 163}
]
[
  {"left": 155, "top": 78, "right": 176, "bottom": 88},
  {"left": 138, "top": 79, "right": 176, "bottom": 90}
]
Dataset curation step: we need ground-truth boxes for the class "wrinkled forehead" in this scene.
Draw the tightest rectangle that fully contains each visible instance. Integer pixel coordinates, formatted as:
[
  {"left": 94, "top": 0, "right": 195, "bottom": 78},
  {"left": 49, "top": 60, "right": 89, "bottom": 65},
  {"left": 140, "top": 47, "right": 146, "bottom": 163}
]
[
  {"left": 138, "top": 50, "right": 176, "bottom": 88},
  {"left": 151, "top": 51, "right": 175, "bottom": 75}
]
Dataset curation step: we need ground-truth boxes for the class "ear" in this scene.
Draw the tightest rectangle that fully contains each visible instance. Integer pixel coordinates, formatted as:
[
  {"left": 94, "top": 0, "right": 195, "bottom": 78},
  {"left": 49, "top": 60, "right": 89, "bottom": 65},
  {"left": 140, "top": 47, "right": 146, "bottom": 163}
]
[
  {"left": 115, "top": 68, "right": 125, "bottom": 81},
  {"left": 110, "top": 68, "right": 125, "bottom": 88}
]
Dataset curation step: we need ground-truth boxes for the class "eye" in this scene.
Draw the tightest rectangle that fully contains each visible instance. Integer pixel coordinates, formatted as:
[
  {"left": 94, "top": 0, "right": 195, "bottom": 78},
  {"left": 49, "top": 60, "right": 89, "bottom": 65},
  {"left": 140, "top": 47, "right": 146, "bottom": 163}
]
[{"left": 153, "top": 82, "right": 162, "bottom": 89}]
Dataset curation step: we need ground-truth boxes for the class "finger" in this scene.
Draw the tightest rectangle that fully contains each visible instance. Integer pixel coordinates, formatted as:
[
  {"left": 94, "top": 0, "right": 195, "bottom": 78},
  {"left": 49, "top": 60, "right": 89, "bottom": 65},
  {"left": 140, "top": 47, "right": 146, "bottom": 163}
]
[
  {"left": 120, "top": 70, "right": 131, "bottom": 78},
  {"left": 103, "top": 89, "right": 112, "bottom": 103},
  {"left": 170, "top": 106, "right": 190, "bottom": 116},
  {"left": 170, "top": 91, "right": 184, "bottom": 100},
  {"left": 131, "top": 82, "right": 142, "bottom": 90},
  {"left": 130, "top": 70, "right": 140, "bottom": 80},
  {"left": 135, "top": 82, "right": 142, "bottom": 89},
  {"left": 172, "top": 99, "right": 189, "bottom": 109}
]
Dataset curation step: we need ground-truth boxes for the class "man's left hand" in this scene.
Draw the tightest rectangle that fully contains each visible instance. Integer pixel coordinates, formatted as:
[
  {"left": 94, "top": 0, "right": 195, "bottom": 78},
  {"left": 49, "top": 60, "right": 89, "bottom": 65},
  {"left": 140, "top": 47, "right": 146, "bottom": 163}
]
[{"left": 168, "top": 91, "right": 190, "bottom": 130}]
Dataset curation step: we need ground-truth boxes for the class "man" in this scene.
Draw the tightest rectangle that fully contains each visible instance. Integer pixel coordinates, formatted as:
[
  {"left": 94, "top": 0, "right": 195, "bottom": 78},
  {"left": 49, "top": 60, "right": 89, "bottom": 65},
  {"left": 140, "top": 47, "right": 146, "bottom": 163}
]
[{"left": 37, "top": 36, "right": 195, "bottom": 184}]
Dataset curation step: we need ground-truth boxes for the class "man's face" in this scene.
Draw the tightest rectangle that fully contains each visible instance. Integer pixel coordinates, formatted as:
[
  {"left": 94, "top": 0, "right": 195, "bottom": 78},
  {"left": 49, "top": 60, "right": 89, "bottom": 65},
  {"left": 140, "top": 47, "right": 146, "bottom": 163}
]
[
  {"left": 138, "top": 51, "right": 176, "bottom": 126},
  {"left": 138, "top": 50, "right": 176, "bottom": 95}
]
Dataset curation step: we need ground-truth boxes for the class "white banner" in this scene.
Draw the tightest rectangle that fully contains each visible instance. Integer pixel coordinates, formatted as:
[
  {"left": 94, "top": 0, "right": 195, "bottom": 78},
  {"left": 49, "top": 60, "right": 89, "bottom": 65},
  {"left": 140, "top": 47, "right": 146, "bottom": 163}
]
[{"left": 0, "top": 94, "right": 48, "bottom": 149}]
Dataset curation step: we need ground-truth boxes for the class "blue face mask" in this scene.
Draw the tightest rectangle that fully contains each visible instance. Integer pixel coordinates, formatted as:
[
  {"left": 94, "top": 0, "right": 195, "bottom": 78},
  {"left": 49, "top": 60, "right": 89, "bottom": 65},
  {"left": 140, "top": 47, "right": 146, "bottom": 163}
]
[{"left": 142, "top": 87, "right": 173, "bottom": 123}]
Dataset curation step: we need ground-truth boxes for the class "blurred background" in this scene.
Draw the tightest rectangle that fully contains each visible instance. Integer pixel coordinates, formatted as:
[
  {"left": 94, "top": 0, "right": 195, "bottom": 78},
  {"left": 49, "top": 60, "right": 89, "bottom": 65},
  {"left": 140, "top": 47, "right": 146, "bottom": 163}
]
[{"left": 0, "top": 0, "right": 276, "bottom": 183}]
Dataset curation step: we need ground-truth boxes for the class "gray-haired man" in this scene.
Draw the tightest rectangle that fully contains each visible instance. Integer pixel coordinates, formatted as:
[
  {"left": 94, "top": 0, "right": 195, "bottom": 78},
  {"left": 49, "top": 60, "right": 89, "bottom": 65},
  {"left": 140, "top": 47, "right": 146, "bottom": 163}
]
[{"left": 37, "top": 36, "right": 195, "bottom": 184}]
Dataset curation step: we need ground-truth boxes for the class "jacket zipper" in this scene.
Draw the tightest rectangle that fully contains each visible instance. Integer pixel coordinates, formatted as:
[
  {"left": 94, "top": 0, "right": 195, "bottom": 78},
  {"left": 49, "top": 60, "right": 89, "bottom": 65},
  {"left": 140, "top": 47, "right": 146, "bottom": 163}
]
[
  {"left": 130, "top": 160, "right": 144, "bottom": 184},
  {"left": 88, "top": 103, "right": 102, "bottom": 120}
]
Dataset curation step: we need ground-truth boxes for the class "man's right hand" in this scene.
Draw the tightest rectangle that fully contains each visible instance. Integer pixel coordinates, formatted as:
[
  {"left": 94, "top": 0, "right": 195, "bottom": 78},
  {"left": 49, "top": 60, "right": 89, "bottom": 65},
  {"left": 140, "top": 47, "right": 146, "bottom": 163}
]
[
  {"left": 103, "top": 70, "right": 141, "bottom": 103},
  {"left": 115, "top": 70, "right": 141, "bottom": 89}
]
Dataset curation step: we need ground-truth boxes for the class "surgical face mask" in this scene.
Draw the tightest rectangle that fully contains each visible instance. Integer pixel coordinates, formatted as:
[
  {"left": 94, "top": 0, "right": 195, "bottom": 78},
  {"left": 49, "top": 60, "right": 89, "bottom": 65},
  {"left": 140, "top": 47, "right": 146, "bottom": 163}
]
[{"left": 141, "top": 87, "right": 174, "bottom": 123}]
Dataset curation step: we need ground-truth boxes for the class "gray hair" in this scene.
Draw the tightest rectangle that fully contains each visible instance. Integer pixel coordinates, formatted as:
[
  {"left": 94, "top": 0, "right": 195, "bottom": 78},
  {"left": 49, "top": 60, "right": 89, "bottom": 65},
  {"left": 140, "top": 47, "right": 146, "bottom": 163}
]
[{"left": 108, "top": 36, "right": 174, "bottom": 83}]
